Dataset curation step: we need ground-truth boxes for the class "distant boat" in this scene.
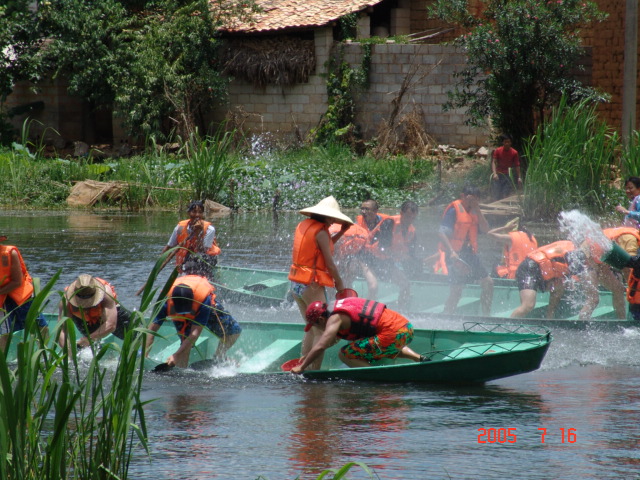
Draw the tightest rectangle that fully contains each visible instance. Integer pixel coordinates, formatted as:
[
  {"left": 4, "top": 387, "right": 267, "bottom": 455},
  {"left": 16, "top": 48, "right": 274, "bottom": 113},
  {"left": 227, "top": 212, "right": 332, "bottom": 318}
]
[{"left": 205, "top": 265, "right": 634, "bottom": 329}]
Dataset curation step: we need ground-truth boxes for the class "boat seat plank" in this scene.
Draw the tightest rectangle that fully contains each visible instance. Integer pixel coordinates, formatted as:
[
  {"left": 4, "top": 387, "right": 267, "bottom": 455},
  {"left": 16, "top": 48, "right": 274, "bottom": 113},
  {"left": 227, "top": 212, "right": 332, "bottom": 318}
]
[
  {"left": 242, "top": 278, "right": 289, "bottom": 292},
  {"left": 420, "top": 297, "right": 479, "bottom": 315},
  {"left": 237, "top": 338, "right": 302, "bottom": 373},
  {"left": 565, "top": 305, "right": 616, "bottom": 320},
  {"left": 154, "top": 335, "right": 211, "bottom": 363}
]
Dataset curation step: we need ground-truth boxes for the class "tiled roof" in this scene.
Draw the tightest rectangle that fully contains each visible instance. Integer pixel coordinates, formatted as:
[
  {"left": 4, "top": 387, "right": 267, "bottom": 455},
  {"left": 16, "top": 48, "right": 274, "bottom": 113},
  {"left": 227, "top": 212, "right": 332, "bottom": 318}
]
[{"left": 221, "top": 0, "right": 382, "bottom": 34}]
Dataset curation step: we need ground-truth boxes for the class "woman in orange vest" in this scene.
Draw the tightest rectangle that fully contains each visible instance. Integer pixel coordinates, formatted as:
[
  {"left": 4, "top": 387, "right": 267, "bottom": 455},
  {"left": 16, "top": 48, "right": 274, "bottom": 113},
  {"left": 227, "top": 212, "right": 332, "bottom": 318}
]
[
  {"left": 58, "top": 274, "right": 131, "bottom": 351},
  {"left": 488, "top": 218, "right": 538, "bottom": 279},
  {"left": 510, "top": 241, "right": 593, "bottom": 318},
  {"left": 288, "top": 196, "right": 353, "bottom": 370},
  {"left": 0, "top": 235, "right": 48, "bottom": 351},
  {"left": 161, "top": 200, "right": 221, "bottom": 280},
  {"left": 146, "top": 275, "right": 241, "bottom": 368}
]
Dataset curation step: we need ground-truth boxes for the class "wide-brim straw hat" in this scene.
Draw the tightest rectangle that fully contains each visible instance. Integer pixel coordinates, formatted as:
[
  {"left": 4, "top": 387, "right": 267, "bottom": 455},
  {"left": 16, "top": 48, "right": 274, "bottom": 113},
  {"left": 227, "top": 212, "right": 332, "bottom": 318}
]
[
  {"left": 66, "top": 274, "right": 105, "bottom": 308},
  {"left": 299, "top": 196, "right": 353, "bottom": 225}
]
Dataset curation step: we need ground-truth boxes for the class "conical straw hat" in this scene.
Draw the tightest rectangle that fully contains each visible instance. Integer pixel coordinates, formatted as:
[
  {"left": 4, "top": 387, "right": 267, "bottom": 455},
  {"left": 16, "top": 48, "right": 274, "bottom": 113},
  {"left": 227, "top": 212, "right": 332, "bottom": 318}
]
[{"left": 299, "top": 196, "right": 353, "bottom": 225}]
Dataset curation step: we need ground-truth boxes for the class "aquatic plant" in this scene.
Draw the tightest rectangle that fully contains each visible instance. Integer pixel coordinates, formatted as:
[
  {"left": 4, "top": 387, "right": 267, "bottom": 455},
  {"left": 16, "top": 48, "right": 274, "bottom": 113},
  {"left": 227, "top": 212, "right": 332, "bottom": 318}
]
[
  {"left": 0, "top": 273, "right": 149, "bottom": 479},
  {"left": 255, "top": 461, "right": 377, "bottom": 480},
  {"left": 523, "top": 95, "right": 617, "bottom": 219}
]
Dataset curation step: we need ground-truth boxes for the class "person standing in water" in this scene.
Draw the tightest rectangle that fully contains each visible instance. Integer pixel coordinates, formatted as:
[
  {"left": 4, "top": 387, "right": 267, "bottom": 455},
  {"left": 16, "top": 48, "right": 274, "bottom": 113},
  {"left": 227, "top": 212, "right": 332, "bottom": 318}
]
[
  {"left": 439, "top": 186, "right": 494, "bottom": 315},
  {"left": 288, "top": 196, "right": 353, "bottom": 370},
  {"left": 161, "top": 200, "right": 221, "bottom": 280}
]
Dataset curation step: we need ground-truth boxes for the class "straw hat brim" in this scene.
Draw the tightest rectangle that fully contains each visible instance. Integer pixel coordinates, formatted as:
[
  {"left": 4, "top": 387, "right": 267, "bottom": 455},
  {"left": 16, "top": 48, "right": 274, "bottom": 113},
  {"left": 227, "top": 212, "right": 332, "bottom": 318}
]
[
  {"left": 66, "top": 279, "right": 106, "bottom": 309},
  {"left": 299, "top": 196, "right": 353, "bottom": 225}
]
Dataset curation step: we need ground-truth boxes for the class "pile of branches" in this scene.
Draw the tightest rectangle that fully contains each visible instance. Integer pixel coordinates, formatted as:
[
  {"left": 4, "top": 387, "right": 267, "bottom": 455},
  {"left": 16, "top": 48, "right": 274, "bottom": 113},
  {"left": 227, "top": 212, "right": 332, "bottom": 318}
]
[{"left": 221, "top": 36, "right": 315, "bottom": 87}]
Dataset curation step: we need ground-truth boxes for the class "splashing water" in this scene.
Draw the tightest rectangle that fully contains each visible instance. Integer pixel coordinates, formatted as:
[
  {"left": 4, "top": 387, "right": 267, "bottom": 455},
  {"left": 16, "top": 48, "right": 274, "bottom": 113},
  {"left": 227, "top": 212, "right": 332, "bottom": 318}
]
[{"left": 557, "top": 209, "right": 612, "bottom": 257}]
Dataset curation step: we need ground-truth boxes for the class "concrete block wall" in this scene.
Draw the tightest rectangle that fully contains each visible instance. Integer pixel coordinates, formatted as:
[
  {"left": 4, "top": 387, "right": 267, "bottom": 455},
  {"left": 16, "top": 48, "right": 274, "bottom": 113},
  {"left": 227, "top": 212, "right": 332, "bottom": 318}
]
[{"left": 218, "top": 36, "right": 489, "bottom": 146}]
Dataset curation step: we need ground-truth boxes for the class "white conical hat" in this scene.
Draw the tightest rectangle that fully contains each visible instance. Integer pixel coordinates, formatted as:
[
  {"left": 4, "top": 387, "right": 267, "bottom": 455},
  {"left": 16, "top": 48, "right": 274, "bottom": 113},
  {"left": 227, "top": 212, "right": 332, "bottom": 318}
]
[{"left": 299, "top": 196, "right": 353, "bottom": 225}]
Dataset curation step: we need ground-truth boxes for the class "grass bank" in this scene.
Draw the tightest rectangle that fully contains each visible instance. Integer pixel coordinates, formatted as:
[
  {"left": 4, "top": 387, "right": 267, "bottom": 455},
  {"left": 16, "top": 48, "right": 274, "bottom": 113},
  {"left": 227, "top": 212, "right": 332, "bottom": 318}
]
[{"left": 0, "top": 138, "right": 482, "bottom": 211}]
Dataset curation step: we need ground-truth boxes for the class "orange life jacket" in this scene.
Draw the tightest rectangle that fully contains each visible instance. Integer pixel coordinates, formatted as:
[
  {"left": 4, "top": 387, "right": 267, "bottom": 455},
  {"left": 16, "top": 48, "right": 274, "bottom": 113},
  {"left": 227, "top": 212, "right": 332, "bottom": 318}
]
[
  {"left": 377, "top": 215, "right": 416, "bottom": 260},
  {"left": 166, "top": 275, "right": 216, "bottom": 335},
  {"left": 441, "top": 199, "right": 478, "bottom": 253},
  {"left": 627, "top": 271, "right": 640, "bottom": 305},
  {"left": 527, "top": 241, "right": 574, "bottom": 281},
  {"left": 174, "top": 219, "right": 222, "bottom": 266},
  {"left": 329, "top": 223, "right": 368, "bottom": 259},
  {"left": 288, "top": 219, "right": 335, "bottom": 287},
  {"left": 0, "top": 245, "right": 34, "bottom": 307},
  {"left": 496, "top": 231, "right": 538, "bottom": 279},
  {"left": 356, "top": 213, "right": 391, "bottom": 257},
  {"left": 66, "top": 278, "right": 116, "bottom": 331},
  {"left": 329, "top": 297, "right": 387, "bottom": 340}
]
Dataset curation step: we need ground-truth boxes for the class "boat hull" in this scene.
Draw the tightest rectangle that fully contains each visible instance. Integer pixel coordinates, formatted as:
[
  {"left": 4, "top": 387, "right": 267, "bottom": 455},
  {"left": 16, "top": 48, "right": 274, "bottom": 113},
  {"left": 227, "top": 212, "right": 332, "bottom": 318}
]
[{"left": 24, "top": 315, "right": 550, "bottom": 384}]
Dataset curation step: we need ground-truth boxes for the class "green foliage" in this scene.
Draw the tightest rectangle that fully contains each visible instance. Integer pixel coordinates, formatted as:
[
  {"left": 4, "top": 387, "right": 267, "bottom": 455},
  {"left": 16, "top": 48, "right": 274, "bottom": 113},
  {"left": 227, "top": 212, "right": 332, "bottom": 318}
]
[
  {"left": 430, "top": 0, "right": 608, "bottom": 148},
  {"left": 181, "top": 128, "right": 238, "bottom": 202},
  {"left": 523, "top": 96, "right": 617, "bottom": 219},
  {"left": 313, "top": 45, "right": 372, "bottom": 145},
  {"left": 40, "top": 0, "right": 259, "bottom": 141},
  {"left": 0, "top": 274, "right": 149, "bottom": 479}
]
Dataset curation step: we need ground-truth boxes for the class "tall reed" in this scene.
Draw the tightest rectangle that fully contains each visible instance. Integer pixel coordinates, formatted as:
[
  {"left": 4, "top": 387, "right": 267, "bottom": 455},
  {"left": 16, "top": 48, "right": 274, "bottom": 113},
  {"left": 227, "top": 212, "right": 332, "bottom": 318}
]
[
  {"left": 0, "top": 273, "right": 149, "bottom": 480},
  {"left": 523, "top": 96, "right": 617, "bottom": 219}
]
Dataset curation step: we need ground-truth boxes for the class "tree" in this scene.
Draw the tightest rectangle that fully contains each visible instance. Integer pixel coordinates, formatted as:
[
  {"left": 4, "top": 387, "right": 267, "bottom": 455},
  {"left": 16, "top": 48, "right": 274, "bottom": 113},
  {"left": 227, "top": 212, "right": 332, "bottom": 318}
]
[
  {"left": 0, "top": 0, "right": 45, "bottom": 144},
  {"left": 430, "top": 0, "right": 608, "bottom": 150},
  {"left": 40, "top": 0, "right": 258, "bottom": 141}
]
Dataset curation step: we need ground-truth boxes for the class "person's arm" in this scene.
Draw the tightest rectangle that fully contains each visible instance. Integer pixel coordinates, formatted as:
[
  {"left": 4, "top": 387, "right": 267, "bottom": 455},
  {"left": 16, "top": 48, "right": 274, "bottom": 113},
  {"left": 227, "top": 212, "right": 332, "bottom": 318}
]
[
  {"left": 514, "top": 165, "right": 523, "bottom": 186},
  {"left": 0, "top": 250, "right": 23, "bottom": 295},
  {"left": 468, "top": 197, "right": 490, "bottom": 234},
  {"left": 145, "top": 303, "right": 167, "bottom": 354},
  {"left": 316, "top": 229, "right": 345, "bottom": 292},
  {"left": 486, "top": 226, "right": 512, "bottom": 244},
  {"left": 330, "top": 222, "right": 350, "bottom": 244},
  {"left": 57, "top": 300, "right": 69, "bottom": 349},
  {"left": 291, "top": 314, "right": 342, "bottom": 373},
  {"left": 546, "top": 278, "right": 566, "bottom": 319},
  {"left": 167, "top": 323, "right": 203, "bottom": 367},
  {"left": 491, "top": 150, "right": 498, "bottom": 180}
]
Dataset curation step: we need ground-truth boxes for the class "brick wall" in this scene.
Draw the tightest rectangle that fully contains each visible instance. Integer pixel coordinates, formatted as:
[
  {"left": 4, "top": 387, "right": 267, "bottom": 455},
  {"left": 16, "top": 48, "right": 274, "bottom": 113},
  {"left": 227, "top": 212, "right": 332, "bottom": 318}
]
[{"left": 216, "top": 29, "right": 489, "bottom": 147}]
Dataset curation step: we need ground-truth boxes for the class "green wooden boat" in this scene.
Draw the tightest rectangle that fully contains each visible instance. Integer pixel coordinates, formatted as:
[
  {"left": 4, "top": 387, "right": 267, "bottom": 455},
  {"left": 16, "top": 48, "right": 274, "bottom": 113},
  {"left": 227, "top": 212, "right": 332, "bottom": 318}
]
[
  {"left": 207, "top": 265, "right": 634, "bottom": 328},
  {"left": 13, "top": 314, "right": 550, "bottom": 384}
]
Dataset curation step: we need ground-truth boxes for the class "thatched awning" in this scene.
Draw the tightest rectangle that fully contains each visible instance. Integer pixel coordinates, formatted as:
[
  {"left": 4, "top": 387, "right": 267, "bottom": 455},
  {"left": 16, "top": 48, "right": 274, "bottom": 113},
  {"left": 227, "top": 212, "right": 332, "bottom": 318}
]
[{"left": 221, "top": 36, "right": 315, "bottom": 87}]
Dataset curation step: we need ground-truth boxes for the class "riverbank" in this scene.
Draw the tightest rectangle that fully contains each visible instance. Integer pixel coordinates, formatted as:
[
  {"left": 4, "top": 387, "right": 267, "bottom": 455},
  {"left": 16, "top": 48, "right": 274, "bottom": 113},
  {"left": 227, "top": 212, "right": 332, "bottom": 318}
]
[{"left": 0, "top": 141, "right": 490, "bottom": 211}]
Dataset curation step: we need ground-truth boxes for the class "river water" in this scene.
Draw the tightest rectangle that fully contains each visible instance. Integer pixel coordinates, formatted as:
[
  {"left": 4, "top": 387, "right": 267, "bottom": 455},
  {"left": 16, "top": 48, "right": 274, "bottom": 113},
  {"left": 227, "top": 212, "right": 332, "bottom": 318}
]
[{"left": 2, "top": 208, "right": 640, "bottom": 479}]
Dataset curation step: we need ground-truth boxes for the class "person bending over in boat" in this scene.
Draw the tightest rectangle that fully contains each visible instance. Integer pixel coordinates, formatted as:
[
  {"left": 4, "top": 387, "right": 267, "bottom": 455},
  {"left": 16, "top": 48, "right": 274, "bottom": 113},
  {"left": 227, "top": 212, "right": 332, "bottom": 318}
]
[
  {"left": 146, "top": 275, "right": 241, "bottom": 368},
  {"left": 439, "top": 185, "right": 494, "bottom": 315},
  {"left": 58, "top": 274, "right": 131, "bottom": 350},
  {"left": 290, "top": 297, "right": 426, "bottom": 374},
  {"left": 161, "top": 200, "right": 221, "bottom": 281},
  {"left": 510, "top": 241, "right": 593, "bottom": 319},
  {"left": 289, "top": 196, "right": 353, "bottom": 370},
  {"left": 488, "top": 217, "right": 538, "bottom": 280},
  {"left": 0, "top": 235, "right": 48, "bottom": 351}
]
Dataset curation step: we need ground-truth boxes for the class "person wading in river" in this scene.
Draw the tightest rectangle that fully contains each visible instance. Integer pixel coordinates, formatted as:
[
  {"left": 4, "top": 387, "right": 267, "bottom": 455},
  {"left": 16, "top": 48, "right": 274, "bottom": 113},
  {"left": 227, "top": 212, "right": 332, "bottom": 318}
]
[
  {"left": 288, "top": 196, "right": 353, "bottom": 370},
  {"left": 161, "top": 200, "right": 221, "bottom": 281}
]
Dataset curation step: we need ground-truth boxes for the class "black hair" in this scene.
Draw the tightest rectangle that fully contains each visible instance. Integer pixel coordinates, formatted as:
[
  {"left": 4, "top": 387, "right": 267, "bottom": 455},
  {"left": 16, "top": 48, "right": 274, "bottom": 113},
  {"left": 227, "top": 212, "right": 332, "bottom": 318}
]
[
  {"left": 172, "top": 284, "right": 194, "bottom": 313},
  {"left": 518, "top": 224, "right": 535, "bottom": 243},
  {"left": 625, "top": 177, "right": 640, "bottom": 189},
  {"left": 400, "top": 200, "right": 418, "bottom": 213},
  {"left": 498, "top": 133, "right": 512, "bottom": 143},
  {"left": 187, "top": 200, "right": 205, "bottom": 212},
  {"left": 361, "top": 199, "right": 379, "bottom": 210},
  {"left": 462, "top": 185, "right": 481, "bottom": 197}
]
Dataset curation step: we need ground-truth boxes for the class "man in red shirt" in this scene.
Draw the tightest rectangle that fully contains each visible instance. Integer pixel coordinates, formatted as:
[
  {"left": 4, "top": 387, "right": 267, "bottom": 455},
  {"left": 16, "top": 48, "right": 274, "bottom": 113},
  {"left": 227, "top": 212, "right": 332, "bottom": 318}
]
[{"left": 491, "top": 134, "right": 522, "bottom": 200}]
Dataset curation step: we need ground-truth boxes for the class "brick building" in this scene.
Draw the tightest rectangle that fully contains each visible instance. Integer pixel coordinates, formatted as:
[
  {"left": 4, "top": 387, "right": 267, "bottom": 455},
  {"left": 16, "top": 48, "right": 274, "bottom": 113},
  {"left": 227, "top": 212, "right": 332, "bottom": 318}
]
[{"left": 3, "top": 0, "right": 637, "bottom": 148}]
